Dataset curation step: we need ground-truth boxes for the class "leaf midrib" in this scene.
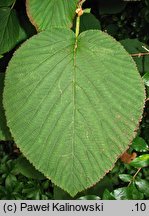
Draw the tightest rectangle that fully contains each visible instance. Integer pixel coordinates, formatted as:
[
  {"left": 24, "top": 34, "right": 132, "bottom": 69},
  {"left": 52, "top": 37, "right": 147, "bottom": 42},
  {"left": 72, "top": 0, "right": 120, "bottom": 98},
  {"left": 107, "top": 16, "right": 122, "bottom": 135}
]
[{"left": 70, "top": 36, "right": 78, "bottom": 185}]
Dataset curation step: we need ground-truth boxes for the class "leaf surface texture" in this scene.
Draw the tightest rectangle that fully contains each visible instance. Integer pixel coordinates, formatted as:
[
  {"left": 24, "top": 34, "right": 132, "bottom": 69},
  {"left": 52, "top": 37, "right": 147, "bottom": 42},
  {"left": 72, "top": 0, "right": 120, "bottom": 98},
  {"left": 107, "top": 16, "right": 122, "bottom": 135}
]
[{"left": 4, "top": 29, "right": 145, "bottom": 196}]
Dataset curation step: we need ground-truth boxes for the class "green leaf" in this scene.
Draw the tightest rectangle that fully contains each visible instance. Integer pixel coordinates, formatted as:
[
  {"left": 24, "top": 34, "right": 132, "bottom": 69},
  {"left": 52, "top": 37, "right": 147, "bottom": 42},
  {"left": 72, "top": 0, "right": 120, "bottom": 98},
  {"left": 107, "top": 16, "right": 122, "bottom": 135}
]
[
  {"left": 102, "top": 189, "right": 116, "bottom": 200},
  {"left": 79, "top": 13, "right": 101, "bottom": 33},
  {"left": 16, "top": 9, "right": 36, "bottom": 44},
  {"left": 0, "top": 73, "right": 12, "bottom": 141},
  {"left": 14, "top": 156, "right": 45, "bottom": 180},
  {"left": 131, "top": 136, "right": 149, "bottom": 152},
  {"left": 112, "top": 187, "right": 130, "bottom": 200},
  {"left": 26, "top": 0, "right": 78, "bottom": 31},
  {"left": 142, "top": 167, "right": 149, "bottom": 180},
  {"left": 120, "top": 39, "right": 149, "bottom": 75},
  {"left": 0, "top": 55, "right": 3, "bottom": 59},
  {"left": 83, "top": 8, "right": 91, "bottom": 14},
  {"left": 77, "top": 195, "right": 101, "bottom": 200},
  {"left": 0, "top": 7, "right": 20, "bottom": 54},
  {"left": 128, "top": 183, "right": 144, "bottom": 200},
  {"left": 72, "top": 13, "right": 101, "bottom": 33},
  {"left": 112, "top": 185, "right": 144, "bottom": 200},
  {"left": 85, "top": 176, "right": 113, "bottom": 197},
  {"left": 53, "top": 186, "right": 73, "bottom": 200},
  {"left": 135, "top": 179, "right": 149, "bottom": 197},
  {"left": 0, "top": 0, "right": 15, "bottom": 7},
  {"left": 104, "top": 24, "right": 119, "bottom": 37},
  {"left": 99, "top": 0, "right": 127, "bottom": 15},
  {"left": 23, "top": 188, "right": 41, "bottom": 199},
  {"left": 4, "top": 29, "right": 145, "bottom": 196},
  {"left": 130, "top": 154, "right": 149, "bottom": 168},
  {"left": 5, "top": 174, "right": 17, "bottom": 190},
  {"left": 143, "top": 72, "right": 149, "bottom": 87},
  {"left": 17, "top": 25, "right": 29, "bottom": 44},
  {"left": 119, "top": 174, "right": 133, "bottom": 183}
]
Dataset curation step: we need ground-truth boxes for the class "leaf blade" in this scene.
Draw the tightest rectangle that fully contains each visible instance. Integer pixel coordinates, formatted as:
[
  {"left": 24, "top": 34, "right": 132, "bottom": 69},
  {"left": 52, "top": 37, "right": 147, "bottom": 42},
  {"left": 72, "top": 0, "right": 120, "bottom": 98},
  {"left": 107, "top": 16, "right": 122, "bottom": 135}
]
[
  {"left": 0, "top": 0, "right": 15, "bottom": 7},
  {"left": 0, "top": 8, "right": 20, "bottom": 54},
  {"left": 4, "top": 29, "right": 145, "bottom": 196},
  {"left": 130, "top": 154, "right": 149, "bottom": 168},
  {"left": 132, "top": 136, "right": 149, "bottom": 152},
  {"left": 0, "top": 73, "right": 12, "bottom": 141},
  {"left": 26, "top": 0, "right": 78, "bottom": 31}
]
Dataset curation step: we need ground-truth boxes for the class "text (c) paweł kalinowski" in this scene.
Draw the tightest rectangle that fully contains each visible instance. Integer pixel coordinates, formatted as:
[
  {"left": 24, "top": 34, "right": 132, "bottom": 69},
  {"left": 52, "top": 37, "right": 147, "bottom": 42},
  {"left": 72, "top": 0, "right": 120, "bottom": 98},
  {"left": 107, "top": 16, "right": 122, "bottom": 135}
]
[{"left": 20, "top": 202, "right": 104, "bottom": 212}]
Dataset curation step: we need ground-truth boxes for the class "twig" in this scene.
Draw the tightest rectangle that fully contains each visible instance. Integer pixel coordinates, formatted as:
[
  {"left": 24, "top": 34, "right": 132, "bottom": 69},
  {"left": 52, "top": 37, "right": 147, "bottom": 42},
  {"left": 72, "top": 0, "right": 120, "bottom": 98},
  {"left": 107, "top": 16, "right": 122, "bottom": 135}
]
[
  {"left": 131, "top": 45, "right": 149, "bottom": 57},
  {"left": 11, "top": 0, "right": 16, "bottom": 9},
  {"left": 131, "top": 52, "right": 149, "bottom": 57},
  {"left": 78, "top": 0, "right": 86, "bottom": 6},
  {"left": 128, "top": 168, "right": 142, "bottom": 187},
  {"left": 75, "top": 0, "right": 86, "bottom": 38},
  {"left": 75, "top": 13, "right": 80, "bottom": 38},
  {"left": 142, "top": 46, "right": 149, "bottom": 52}
]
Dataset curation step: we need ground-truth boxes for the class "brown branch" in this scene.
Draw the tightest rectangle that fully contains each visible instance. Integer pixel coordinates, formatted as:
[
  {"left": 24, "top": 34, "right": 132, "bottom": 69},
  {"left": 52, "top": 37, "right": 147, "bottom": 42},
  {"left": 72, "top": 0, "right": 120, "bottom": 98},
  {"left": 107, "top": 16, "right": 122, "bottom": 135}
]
[
  {"left": 78, "top": 0, "right": 86, "bottom": 7},
  {"left": 131, "top": 52, "right": 149, "bottom": 57},
  {"left": 79, "top": 0, "right": 86, "bottom": 4},
  {"left": 128, "top": 168, "right": 142, "bottom": 187}
]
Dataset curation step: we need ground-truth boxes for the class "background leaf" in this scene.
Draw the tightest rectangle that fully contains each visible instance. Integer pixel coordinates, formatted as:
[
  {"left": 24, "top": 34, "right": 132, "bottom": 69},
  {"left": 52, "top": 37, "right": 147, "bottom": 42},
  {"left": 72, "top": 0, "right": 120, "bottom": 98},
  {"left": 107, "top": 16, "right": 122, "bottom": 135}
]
[
  {"left": 119, "top": 174, "right": 133, "bottom": 182},
  {"left": 79, "top": 13, "right": 101, "bottom": 32},
  {"left": 4, "top": 29, "right": 145, "bottom": 196},
  {"left": 112, "top": 184, "right": 144, "bottom": 200},
  {"left": 128, "top": 183, "right": 144, "bottom": 200},
  {"left": 143, "top": 72, "right": 149, "bottom": 87},
  {"left": 102, "top": 189, "right": 116, "bottom": 200},
  {"left": 16, "top": 6, "right": 36, "bottom": 44},
  {"left": 84, "top": 176, "right": 113, "bottom": 197},
  {"left": 0, "top": 73, "right": 11, "bottom": 141},
  {"left": 120, "top": 39, "right": 149, "bottom": 75},
  {"left": 131, "top": 136, "right": 149, "bottom": 152},
  {"left": 135, "top": 179, "right": 149, "bottom": 197},
  {"left": 5, "top": 174, "right": 17, "bottom": 190},
  {"left": 112, "top": 187, "right": 130, "bottom": 200},
  {"left": 26, "top": 0, "right": 78, "bottom": 31},
  {"left": 98, "top": 0, "right": 127, "bottom": 15},
  {"left": 53, "top": 186, "right": 73, "bottom": 200},
  {"left": 77, "top": 195, "right": 101, "bottom": 200},
  {"left": 0, "top": 7, "right": 20, "bottom": 54},
  {"left": 130, "top": 154, "right": 149, "bottom": 168},
  {"left": 0, "top": 0, "right": 15, "bottom": 7},
  {"left": 72, "top": 13, "right": 101, "bottom": 33},
  {"left": 14, "top": 156, "right": 45, "bottom": 180}
]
